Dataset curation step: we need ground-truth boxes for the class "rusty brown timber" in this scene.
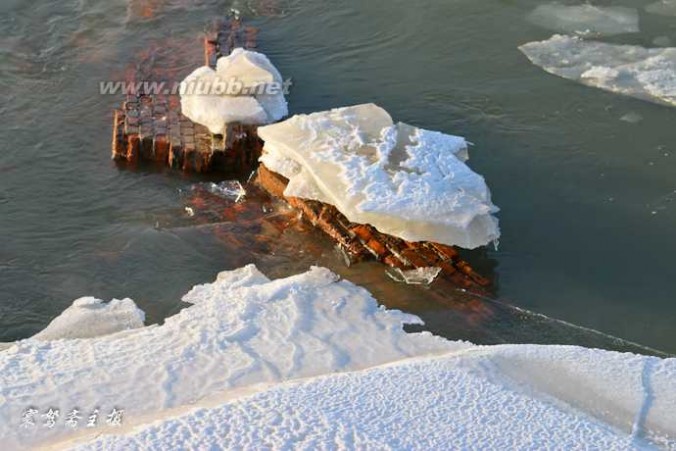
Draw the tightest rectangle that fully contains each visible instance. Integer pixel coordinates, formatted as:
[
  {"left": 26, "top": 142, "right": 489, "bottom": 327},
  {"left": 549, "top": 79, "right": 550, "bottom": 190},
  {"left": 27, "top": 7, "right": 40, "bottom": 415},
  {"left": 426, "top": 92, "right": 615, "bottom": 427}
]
[
  {"left": 109, "top": 17, "right": 491, "bottom": 292},
  {"left": 111, "top": 18, "right": 263, "bottom": 173},
  {"left": 255, "top": 165, "right": 491, "bottom": 292}
]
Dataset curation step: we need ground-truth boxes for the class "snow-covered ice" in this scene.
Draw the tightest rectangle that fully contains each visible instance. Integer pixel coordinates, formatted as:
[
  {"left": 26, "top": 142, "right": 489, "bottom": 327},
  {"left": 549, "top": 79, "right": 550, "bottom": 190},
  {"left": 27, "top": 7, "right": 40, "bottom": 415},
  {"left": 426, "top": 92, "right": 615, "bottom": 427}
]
[
  {"left": 646, "top": 0, "right": 676, "bottom": 17},
  {"left": 258, "top": 104, "right": 500, "bottom": 249},
  {"left": 527, "top": 4, "right": 639, "bottom": 37},
  {"left": 180, "top": 48, "right": 288, "bottom": 134},
  {"left": 30, "top": 297, "right": 145, "bottom": 341},
  {"left": 1, "top": 266, "right": 674, "bottom": 450},
  {"left": 520, "top": 35, "right": 676, "bottom": 107}
]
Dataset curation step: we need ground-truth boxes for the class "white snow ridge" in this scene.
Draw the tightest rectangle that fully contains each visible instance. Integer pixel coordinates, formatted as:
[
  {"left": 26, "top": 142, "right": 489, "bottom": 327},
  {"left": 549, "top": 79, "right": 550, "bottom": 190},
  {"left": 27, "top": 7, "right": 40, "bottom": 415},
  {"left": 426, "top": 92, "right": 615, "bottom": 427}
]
[
  {"left": 520, "top": 35, "right": 676, "bottom": 107},
  {"left": 1, "top": 265, "right": 675, "bottom": 450},
  {"left": 180, "top": 48, "right": 288, "bottom": 134},
  {"left": 258, "top": 104, "right": 500, "bottom": 249}
]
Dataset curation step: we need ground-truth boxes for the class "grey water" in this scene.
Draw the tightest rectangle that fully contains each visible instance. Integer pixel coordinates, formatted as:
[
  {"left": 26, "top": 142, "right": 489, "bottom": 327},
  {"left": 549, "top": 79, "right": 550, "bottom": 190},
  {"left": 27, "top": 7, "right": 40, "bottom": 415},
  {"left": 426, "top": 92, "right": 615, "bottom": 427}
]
[{"left": 1, "top": 0, "right": 674, "bottom": 354}]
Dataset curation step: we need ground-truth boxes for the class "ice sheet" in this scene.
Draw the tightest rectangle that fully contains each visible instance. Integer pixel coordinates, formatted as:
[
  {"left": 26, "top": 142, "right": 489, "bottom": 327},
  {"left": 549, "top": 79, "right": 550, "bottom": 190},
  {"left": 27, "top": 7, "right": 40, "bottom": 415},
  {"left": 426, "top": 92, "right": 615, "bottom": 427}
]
[
  {"left": 1, "top": 266, "right": 675, "bottom": 450},
  {"left": 257, "top": 104, "right": 500, "bottom": 249},
  {"left": 519, "top": 35, "right": 676, "bottom": 107},
  {"left": 527, "top": 4, "right": 639, "bottom": 36}
]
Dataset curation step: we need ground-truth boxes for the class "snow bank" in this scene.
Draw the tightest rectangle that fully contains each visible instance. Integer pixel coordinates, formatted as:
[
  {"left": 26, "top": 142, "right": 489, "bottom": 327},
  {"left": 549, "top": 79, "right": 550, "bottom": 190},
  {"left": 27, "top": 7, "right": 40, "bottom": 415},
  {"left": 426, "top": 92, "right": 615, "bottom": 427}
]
[
  {"left": 527, "top": 4, "right": 639, "bottom": 36},
  {"left": 258, "top": 104, "right": 500, "bottom": 249},
  {"left": 0, "top": 265, "right": 454, "bottom": 450},
  {"left": 519, "top": 35, "right": 676, "bottom": 107},
  {"left": 646, "top": 0, "right": 676, "bottom": 17},
  {"left": 30, "top": 297, "right": 145, "bottom": 341},
  {"left": 76, "top": 347, "right": 676, "bottom": 450},
  {"left": 180, "top": 48, "right": 288, "bottom": 134},
  {"left": 1, "top": 266, "right": 675, "bottom": 450}
]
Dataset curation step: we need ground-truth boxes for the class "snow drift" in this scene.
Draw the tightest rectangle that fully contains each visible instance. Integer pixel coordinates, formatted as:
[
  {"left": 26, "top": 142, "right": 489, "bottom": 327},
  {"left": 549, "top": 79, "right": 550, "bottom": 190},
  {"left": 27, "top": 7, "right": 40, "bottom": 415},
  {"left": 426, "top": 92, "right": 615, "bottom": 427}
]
[
  {"left": 519, "top": 35, "right": 676, "bottom": 107},
  {"left": 257, "top": 104, "right": 500, "bottom": 249},
  {"left": 180, "top": 48, "right": 288, "bottom": 134},
  {"left": 527, "top": 4, "right": 639, "bottom": 36},
  {"left": 30, "top": 297, "right": 145, "bottom": 341},
  {"left": 1, "top": 266, "right": 674, "bottom": 449}
]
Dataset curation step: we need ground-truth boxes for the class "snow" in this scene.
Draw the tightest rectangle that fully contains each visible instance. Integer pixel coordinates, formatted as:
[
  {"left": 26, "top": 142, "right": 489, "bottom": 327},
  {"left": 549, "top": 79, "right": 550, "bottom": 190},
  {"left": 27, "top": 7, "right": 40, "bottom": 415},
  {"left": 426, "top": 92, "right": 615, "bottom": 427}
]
[
  {"left": 519, "top": 35, "right": 676, "bottom": 107},
  {"left": 180, "top": 48, "right": 288, "bottom": 134},
  {"left": 646, "top": 0, "right": 676, "bottom": 17},
  {"left": 30, "top": 297, "right": 145, "bottom": 341},
  {"left": 1, "top": 266, "right": 675, "bottom": 450},
  {"left": 258, "top": 104, "right": 500, "bottom": 249},
  {"left": 527, "top": 4, "right": 639, "bottom": 37}
]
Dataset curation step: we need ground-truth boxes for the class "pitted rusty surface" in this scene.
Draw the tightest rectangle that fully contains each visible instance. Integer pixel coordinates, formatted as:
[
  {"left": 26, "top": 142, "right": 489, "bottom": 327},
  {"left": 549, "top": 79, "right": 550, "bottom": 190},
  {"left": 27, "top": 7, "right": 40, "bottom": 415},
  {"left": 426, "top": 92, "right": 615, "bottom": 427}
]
[
  {"left": 111, "top": 18, "right": 263, "bottom": 174},
  {"left": 255, "top": 165, "right": 491, "bottom": 292}
]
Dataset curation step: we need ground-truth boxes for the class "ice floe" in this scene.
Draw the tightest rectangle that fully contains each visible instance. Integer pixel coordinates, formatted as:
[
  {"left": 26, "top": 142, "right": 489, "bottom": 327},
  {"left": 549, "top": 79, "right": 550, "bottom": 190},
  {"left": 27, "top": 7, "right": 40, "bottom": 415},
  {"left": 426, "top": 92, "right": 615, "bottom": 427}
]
[
  {"left": 180, "top": 48, "right": 288, "bottom": 134},
  {"left": 646, "top": 0, "right": 676, "bottom": 17},
  {"left": 519, "top": 35, "right": 676, "bottom": 107},
  {"left": 527, "top": 4, "right": 639, "bottom": 36},
  {"left": 258, "top": 104, "right": 500, "bottom": 249},
  {"left": 0, "top": 266, "right": 675, "bottom": 449}
]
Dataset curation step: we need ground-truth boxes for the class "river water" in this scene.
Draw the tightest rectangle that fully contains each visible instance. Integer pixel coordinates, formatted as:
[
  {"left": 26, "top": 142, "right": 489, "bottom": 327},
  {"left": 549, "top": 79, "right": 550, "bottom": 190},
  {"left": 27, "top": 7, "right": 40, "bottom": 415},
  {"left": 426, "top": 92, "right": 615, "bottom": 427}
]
[{"left": 1, "top": 0, "right": 674, "bottom": 354}]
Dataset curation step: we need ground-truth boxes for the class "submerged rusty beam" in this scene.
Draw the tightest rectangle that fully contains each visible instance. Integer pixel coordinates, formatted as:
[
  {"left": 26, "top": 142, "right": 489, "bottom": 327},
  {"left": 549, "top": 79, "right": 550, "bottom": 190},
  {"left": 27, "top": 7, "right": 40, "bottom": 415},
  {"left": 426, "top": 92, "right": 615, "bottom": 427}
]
[{"left": 255, "top": 165, "right": 491, "bottom": 292}]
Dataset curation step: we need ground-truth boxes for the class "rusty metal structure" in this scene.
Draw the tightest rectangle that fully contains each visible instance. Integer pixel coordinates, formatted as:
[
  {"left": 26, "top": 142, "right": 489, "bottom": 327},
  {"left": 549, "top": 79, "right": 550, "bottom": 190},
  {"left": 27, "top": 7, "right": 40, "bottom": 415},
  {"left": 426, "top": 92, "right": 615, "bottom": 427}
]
[{"left": 110, "top": 17, "right": 492, "bottom": 293}]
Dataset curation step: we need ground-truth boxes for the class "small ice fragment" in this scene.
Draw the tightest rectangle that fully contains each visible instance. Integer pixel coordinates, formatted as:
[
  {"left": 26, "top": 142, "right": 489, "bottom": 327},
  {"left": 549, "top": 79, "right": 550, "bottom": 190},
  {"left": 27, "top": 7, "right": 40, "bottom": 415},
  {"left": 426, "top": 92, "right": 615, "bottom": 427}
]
[
  {"left": 653, "top": 36, "right": 672, "bottom": 47},
  {"left": 386, "top": 267, "right": 442, "bottom": 285},
  {"left": 527, "top": 4, "right": 639, "bottom": 37},
  {"left": 620, "top": 112, "right": 643, "bottom": 124},
  {"left": 646, "top": 0, "right": 676, "bottom": 17},
  {"left": 31, "top": 297, "right": 145, "bottom": 341},
  {"left": 206, "top": 181, "right": 246, "bottom": 202}
]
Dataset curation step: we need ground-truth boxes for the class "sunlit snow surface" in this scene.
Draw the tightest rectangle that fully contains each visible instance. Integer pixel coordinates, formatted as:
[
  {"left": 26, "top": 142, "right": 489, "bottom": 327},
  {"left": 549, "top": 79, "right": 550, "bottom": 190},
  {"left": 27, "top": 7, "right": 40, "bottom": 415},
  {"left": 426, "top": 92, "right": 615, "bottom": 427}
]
[
  {"left": 30, "top": 297, "right": 145, "bottom": 341},
  {"left": 0, "top": 266, "right": 675, "bottom": 450},
  {"left": 180, "top": 48, "right": 288, "bottom": 134},
  {"left": 520, "top": 35, "right": 676, "bottom": 107},
  {"left": 258, "top": 104, "right": 500, "bottom": 249},
  {"left": 527, "top": 4, "right": 639, "bottom": 36}
]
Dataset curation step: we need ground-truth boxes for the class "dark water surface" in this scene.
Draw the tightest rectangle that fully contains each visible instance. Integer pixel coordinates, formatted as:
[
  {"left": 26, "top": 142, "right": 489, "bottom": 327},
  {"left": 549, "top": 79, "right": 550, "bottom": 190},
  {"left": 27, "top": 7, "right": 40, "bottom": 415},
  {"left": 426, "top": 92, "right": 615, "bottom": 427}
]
[{"left": 1, "top": 0, "right": 674, "bottom": 354}]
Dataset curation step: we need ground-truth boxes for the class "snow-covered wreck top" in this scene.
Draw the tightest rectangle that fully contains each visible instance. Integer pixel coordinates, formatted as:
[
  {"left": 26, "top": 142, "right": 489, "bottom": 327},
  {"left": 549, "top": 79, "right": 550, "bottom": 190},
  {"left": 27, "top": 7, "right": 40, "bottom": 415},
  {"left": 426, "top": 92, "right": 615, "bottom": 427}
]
[
  {"left": 258, "top": 104, "right": 500, "bottom": 249},
  {"left": 180, "top": 48, "right": 288, "bottom": 134}
]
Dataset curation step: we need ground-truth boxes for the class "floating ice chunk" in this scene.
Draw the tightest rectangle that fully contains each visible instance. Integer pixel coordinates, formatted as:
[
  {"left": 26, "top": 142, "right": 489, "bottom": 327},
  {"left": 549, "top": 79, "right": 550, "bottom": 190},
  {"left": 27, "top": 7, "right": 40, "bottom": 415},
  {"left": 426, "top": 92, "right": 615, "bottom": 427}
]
[
  {"left": 30, "top": 297, "right": 145, "bottom": 341},
  {"left": 202, "top": 180, "right": 246, "bottom": 202},
  {"left": 519, "top": 35, "right": 676, "bottom": 107},
  {"left": 258, "top": 104, "right": 500, "bottom": 249},
  {"left": 180, "top": 49, "right": 288, "bottom": 134},
  {"left": 386, "top": 267, "right": 442, "bottom": 285},
  {"left": 527, "top": 4, "right": 639, "bottom": 36},
  {"left": 646, "top": 0, "right": 676, "bottom": 17},
  {"left": 620, "top": 112, "right": 643, "bottom": 124}
]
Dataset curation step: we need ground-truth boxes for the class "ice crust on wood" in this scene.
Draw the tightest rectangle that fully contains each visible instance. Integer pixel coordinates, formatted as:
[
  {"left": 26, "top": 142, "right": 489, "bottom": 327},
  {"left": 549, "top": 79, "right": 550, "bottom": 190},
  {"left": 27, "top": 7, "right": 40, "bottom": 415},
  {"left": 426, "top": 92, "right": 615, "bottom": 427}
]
[
  {"left": 180, "top": 48, "right": 288, "bottom": 134},
  {"left": 519, "top": 35, "right": 676, "bottom": 107},
  {"left": 258, "top": 104, "right": 500, "bottom": 249},
  {"left": 527, "top": 4, "right": 639, "bottom": 36}
]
